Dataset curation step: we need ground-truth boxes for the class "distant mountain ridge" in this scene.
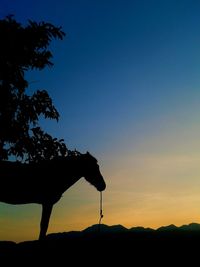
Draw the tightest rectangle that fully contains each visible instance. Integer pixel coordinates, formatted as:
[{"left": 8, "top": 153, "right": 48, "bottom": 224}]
[
  {"left": 83, "top": 224, "right": 128, "bottom": 233},
  {"left": 47, "top": 222, "right": 200, "bottom": 239},
  {"left": 2, "top": 223, "right": 200, "bottom": 264},
  {"left": 83, "top": 222, "right": 200, "bottom": 233}
]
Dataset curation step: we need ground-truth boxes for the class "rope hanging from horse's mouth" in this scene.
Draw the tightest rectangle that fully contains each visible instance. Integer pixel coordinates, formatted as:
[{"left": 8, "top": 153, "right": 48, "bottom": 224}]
[{"left": 99, "top": 191, "right": 103, "bottom": 225}]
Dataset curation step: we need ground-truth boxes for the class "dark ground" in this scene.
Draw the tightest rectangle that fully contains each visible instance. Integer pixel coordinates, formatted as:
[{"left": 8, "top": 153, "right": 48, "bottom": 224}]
[{"left": 0, "top": 231, "right": 200, "bottom": 265}]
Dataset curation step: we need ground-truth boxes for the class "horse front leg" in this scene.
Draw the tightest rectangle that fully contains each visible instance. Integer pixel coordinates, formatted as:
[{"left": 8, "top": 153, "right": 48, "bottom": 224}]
[{"left": 39, "top": 203, "right": 53, "bottom": 240}]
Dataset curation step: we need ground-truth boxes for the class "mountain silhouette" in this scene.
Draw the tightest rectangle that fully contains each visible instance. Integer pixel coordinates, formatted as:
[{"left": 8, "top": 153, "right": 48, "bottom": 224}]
[
  {"left": 83, "top": 223, "right": 128, "bottom": 233},
  {"left": 129, "top": 226, "right": 154, "bottom": 232},
  {"left": 83, "top": 222, "right": 200, "bottom": 234},
  {"left": 179, "top": 222, "right": 200, "bottom": 231},
  {"left": 1, "top": 222, "right": 200, "bottom": 265},
  {"left": 157, "top": 224, "right": 178, "bottom": 231},
  {"left": 45, "top": 222, "right": 200, "bottom": 239}
]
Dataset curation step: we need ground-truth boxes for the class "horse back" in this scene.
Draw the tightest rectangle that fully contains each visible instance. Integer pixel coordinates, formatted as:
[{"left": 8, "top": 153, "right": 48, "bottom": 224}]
[{"left": 0, "top": 160, "right": 63, "bottom": 205}]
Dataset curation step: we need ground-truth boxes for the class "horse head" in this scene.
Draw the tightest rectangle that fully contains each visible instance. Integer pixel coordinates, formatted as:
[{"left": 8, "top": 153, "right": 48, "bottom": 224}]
[{"left": 81, "top": 152, "right": 106, "bottom": 192}]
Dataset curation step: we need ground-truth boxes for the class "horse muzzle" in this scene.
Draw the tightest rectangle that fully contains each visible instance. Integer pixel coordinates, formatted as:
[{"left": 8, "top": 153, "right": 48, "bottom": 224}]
[{"left": 97, "top": 181, "right": 106, "bottom": 192}]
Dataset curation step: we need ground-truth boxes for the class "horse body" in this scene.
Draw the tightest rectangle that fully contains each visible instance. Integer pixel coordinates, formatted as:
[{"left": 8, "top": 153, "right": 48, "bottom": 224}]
[
  {"left": 0, "top": 158, "right": 82, "bottom": 204},
  {"left": 0, "top": 152, "right": 106, "bottom": 240}
]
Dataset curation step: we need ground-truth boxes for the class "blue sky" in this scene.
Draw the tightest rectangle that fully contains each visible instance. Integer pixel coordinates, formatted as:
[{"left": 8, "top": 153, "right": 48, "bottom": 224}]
[
  {"left": 2, "top": 0, "right": 200, "bottom": 241},
  {"left": 23, "top": 0, "right": 200, "bottom": 154}
]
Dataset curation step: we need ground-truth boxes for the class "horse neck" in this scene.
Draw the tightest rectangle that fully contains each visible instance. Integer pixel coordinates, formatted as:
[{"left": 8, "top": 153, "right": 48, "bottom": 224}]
[{"left": 61, "top": 157, "right": 85, "bottom": 191}]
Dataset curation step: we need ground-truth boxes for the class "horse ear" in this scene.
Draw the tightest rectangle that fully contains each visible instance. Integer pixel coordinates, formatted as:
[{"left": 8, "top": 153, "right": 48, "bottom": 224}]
[{"left": 86, "top": 151, "right": 90, "bottom": 155}]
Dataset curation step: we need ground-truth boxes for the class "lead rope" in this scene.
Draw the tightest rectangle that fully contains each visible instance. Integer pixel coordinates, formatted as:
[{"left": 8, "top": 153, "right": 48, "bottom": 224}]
[{"left": 98, "top": 191, "right": 104, "bottom": 231}]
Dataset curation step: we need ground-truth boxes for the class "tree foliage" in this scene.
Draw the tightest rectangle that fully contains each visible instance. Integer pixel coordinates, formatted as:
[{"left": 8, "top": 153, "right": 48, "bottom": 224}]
[{"left": 0, "top": 15, "right": 67, "bottom": 162}]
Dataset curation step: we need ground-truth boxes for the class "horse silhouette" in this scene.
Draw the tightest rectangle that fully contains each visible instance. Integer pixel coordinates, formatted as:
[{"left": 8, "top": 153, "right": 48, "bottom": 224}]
[{"left": 0, "top": 152, "right": 106, "bottom": 240}]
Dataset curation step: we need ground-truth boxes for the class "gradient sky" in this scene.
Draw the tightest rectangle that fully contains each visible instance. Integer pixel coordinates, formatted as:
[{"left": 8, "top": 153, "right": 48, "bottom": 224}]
[{"left": 1, "top": 0, "right": 200, "bottom": 242}]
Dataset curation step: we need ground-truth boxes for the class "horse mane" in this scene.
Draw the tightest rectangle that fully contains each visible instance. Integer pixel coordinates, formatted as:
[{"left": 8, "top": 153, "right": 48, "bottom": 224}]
[
  {"left": 48, "top": 150, "right": 97, "bottom": 163},
  {"left": 0, "top": 150, "right": 98, "bottom": 174}
]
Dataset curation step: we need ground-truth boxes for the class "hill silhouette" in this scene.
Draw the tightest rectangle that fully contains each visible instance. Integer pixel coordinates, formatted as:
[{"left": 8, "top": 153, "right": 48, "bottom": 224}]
[
  {"left": 45, "top": 222, "right": 200, "bottom": 238},
  {"left": 83, "top": 223, "right": 128, "bottom": 233},
  {"left": 1, "top": 222, "right": 200, "bottom": 265}
]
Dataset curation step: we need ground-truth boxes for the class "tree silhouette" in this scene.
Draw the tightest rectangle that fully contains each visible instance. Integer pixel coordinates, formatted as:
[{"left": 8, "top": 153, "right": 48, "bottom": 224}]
[{"left": 0, "top": 15, "right": 67, "bottom": 162}]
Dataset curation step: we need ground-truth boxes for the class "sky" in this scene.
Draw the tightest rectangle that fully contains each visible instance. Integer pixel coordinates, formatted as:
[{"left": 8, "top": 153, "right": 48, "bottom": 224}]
[{"left": 1, "top": 0, "right": 200, "bottom": 242}]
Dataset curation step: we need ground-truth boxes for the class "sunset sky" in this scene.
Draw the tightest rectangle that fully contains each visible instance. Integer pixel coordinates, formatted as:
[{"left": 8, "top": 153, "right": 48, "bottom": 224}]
[{"left": 2, "top": 0, "right": 200, "bottom": 242}]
